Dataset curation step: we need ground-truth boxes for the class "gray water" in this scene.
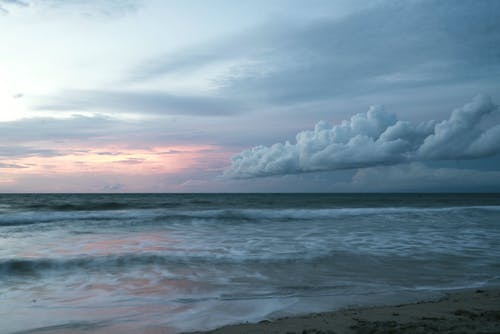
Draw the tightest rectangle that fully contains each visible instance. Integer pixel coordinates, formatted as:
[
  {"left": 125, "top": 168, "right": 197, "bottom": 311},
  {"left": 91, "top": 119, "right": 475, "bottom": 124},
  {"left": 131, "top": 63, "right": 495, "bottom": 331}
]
[{"left": 1, "top": 193, "right": 500, "bottom": 333}]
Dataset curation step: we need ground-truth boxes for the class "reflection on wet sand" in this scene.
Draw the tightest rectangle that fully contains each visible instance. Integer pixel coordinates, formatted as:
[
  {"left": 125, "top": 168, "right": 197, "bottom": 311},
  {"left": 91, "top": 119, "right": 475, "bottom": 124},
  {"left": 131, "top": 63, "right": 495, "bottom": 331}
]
[
  {"left": 20, "top": 232, "right": 181, "bottom": 258},
  {"left": 82, "top": 233, "right": 180, "bottom": 256}
]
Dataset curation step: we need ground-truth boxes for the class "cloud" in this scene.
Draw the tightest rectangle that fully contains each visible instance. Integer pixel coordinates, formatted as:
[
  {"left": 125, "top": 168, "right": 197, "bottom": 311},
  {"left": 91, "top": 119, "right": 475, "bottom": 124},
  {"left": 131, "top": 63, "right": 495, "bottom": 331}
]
[
  {"left": 0, "top": 0, "right": 27, "bottom": 13},
  {"left": 0, "top": 162, "right": 29, "bottom": 169},
  {"left": 349, "top": 163, "right": 500, "bottom": 192},
  {"left": 417, "top": 97, "right": 500, "bottom": 159},
  {"left": 0, "top": 113, "right": 252, "bottom": 149},
  {"left": 0, "top": 0, "right": 27, "bottom": 5},
  {"left": 0, "top": 0, "right": 135, "bottom": 16},
  {"left": 0, "top": 115, "right": 118, "bottom": 142},
  {"left": 102, "top": 183, "right": 124, "bottom": 192},
  {"left": 113, "top": 158, "right": 144, "bottom": 165},
  {"left": 96, "top": 151, "right": 122, "bottom": 156},
  {"left": 35, "top": 89, "right": 244, "bottom": 116},
  {"left": 225, "top": 95, "right": 500, "bottom": 178},
  {"left": 129, "top": 0, "right": 500, "bottom": 106},
  {"left": 0, "top": 146, "right": 61, "bottom": 158}
]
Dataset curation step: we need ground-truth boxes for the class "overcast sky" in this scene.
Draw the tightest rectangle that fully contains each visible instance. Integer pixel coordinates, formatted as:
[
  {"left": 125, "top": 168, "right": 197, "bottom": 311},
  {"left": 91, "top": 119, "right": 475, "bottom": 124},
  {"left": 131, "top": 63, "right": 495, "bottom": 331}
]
[{"left": 1, "top": 0, "right": 499, "bottom": 192}]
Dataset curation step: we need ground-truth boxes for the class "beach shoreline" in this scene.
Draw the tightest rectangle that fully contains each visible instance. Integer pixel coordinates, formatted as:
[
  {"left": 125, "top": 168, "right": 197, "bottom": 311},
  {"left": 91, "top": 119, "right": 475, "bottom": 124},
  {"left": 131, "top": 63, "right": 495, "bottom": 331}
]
[{"left": 184, "top": 287, "right": 500, "bottom": 334}]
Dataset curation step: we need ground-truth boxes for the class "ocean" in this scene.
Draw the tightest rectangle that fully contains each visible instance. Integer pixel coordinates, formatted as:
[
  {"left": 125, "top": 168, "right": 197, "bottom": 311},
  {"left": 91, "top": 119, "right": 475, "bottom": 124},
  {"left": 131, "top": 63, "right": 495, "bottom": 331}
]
[{"left": 1, "top": 193, "right": 500, "bottom": 333}]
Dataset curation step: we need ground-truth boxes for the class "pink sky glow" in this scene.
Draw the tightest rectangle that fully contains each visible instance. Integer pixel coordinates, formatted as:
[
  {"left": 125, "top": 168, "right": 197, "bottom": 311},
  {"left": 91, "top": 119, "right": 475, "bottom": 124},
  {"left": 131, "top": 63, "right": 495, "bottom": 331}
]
[{"left": 0, "top": 145, "right": 233, "bottom": 192}]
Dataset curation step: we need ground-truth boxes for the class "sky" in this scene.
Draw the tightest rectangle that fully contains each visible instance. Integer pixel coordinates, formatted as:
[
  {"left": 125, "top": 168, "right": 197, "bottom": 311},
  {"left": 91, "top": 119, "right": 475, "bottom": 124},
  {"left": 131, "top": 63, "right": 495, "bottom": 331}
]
[{"left": 1, "top": 0, "right": 500, "bottom": 192}]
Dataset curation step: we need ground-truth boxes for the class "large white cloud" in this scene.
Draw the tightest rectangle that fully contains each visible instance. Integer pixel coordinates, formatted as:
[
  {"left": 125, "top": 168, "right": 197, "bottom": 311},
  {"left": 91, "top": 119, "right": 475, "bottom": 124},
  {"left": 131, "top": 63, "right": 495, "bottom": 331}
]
[{"left": 225, "top": 95, "right": 500, "bottom": 178}]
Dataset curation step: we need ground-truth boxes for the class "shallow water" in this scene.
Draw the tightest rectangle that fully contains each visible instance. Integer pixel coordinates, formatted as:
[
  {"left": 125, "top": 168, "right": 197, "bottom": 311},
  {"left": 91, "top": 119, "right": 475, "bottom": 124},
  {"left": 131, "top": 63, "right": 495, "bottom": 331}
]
[{"left": 1, "top": 194, "right": 500, "bottom": 333}]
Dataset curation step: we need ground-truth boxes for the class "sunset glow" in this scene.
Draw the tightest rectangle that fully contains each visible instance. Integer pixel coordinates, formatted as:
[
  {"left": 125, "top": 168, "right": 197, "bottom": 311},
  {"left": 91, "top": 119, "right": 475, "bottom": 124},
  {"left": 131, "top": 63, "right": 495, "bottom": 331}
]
[
  {"left": 3, "top": 145, "right": 220, "bottom": 174},
  {"left": 1, "top": 143, "right": 233, "bottom": 192},
  {"left": 1, "top": 0, "right": 499, "bottom": 192}
]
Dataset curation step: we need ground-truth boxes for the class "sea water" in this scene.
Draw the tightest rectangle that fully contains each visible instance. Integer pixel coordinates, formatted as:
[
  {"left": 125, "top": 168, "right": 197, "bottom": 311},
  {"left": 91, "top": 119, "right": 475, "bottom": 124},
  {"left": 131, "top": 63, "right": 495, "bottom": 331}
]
[{"left": 1, "top": 193, "right": 499, "bottom": 333}]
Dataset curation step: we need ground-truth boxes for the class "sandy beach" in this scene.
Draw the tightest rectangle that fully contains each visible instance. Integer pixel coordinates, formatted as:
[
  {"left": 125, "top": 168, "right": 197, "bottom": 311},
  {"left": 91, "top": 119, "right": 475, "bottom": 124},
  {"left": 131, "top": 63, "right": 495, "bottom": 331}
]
[{"left": 186, "top": 288, "right": 500, "bottom": 334}]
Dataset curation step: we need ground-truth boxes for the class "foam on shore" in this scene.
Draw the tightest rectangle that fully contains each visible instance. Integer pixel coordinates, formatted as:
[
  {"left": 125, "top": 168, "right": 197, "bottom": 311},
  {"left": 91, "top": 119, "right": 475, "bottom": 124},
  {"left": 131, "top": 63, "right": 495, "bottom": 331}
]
[{"left": 184, "top": 288, "right": 500, "bottom": 334}]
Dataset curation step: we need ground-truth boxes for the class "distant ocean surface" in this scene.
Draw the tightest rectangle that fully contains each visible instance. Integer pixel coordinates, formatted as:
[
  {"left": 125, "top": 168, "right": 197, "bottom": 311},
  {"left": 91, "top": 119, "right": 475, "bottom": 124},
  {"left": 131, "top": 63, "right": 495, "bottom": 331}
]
[{"left": 1, "top": 193, "right": 500, "bottom": 333}]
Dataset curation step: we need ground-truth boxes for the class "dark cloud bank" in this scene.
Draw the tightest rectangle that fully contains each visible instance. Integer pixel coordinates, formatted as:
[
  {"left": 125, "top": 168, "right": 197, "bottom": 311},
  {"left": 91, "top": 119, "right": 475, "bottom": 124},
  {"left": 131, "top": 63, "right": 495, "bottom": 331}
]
[
  {"left": 36, "top": 90, "right": 242, "bottom": 117},
  {"left": 131, "top": 0, "right": 500, "bottom": 106},
  {"left": 225, "top": 95, "right": 500, "bottom": 178}
]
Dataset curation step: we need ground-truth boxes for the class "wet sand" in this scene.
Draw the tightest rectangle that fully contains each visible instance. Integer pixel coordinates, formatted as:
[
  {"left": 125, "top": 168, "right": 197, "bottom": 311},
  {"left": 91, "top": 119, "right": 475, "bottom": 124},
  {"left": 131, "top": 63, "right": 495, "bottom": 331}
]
[{"left": 185, "top": 288, "right": 500, "bottom": 334}]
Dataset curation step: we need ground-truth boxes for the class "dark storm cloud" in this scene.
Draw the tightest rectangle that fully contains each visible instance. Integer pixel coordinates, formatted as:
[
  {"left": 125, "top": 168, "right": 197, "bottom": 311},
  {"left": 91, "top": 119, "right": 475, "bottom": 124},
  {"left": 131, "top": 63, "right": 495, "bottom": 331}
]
[
  {"left": 35, "top": 90, "right": 243, "bottom": 116},
  {"left": 225, "top": 95, "right": 500, "bottom": 178},
  {"left": 130, "top": 0, "right": 500, "bottom": 105}
]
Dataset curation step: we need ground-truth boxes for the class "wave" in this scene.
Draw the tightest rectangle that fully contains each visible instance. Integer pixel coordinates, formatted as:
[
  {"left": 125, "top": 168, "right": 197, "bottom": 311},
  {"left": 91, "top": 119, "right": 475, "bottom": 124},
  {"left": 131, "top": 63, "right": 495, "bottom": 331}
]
[
  {"left": 0, "top": 211, "right": 128, "bottom": 226},
  {"left": 0, "top": 254, "right": 174, "bottom": 277},
  {"left": 1, "top": 205, "right": 500, "bottom": 227},
  {"left": 1, "top": 245, "right": 493, "bottom": 279},
  {"left": 22, "top": 201, "right": 185, "bottom": 211},
  {"left": 26, "top": 202, "right": 129, "bottom": 211},
  {"left": 0, "top": 251, "right": 366, "bottom": 277},
  {"left": 2, "top": 194, "right": 500, "bottom": 213},
  {"left": 10, "top": 321, "right": 109, "bottom": 334},
  {"left": 135, "top": 205, "right": 500, "bottom": 221}
]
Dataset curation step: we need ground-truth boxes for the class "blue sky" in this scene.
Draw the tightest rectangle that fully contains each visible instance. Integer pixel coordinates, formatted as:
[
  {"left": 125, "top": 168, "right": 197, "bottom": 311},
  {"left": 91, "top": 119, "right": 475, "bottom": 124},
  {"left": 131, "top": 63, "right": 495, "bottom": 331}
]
[{"left": 1, "top": 0, "right": 499, "bottom": 192}]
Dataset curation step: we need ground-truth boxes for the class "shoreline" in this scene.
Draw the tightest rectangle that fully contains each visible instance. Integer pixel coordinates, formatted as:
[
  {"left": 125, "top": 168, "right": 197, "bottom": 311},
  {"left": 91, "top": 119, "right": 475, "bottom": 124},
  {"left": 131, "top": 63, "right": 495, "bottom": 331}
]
[{"left": 185, "top": 288, "right": 500, "bottom": 334}]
